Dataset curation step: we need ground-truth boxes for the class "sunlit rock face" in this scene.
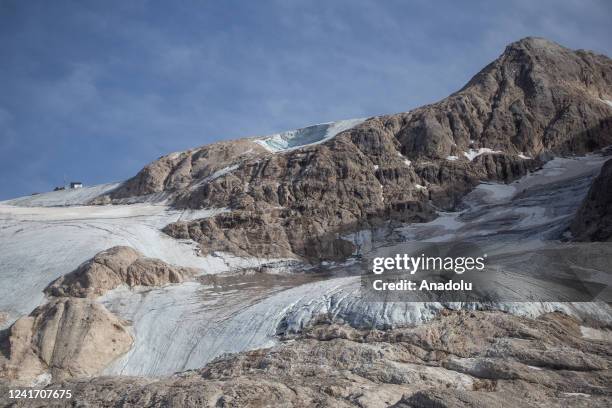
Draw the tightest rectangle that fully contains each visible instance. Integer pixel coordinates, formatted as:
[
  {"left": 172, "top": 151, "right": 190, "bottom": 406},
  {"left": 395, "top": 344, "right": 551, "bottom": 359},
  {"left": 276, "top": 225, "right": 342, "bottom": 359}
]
[
  {"left": 115, "top": 37, "right": 612, "bottom": 262},
  {"left": 45, "top": 246, "right": 199, "bottom": 298},
  {"left": 0, "top": 297, "right": 133, "bottom": 385}
]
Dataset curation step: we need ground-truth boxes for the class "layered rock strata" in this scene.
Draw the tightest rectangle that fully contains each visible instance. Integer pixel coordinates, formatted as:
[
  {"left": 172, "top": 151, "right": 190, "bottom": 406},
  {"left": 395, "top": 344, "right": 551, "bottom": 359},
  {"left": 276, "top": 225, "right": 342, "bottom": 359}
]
[{"left": 3, "top": 310, "right": 609, "bottom": 407}]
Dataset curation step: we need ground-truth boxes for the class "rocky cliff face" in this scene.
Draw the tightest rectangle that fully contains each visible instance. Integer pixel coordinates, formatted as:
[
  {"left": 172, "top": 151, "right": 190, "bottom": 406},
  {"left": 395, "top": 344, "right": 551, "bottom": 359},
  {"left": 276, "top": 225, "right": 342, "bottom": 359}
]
[
  {"left": 99, "top": 37, "right": 612, "bottom": 261},
  {"left": 0, "top": 298, "right": 132, "bottom": 385},
  {"left": 6, "top": 311, "right": 610, "bottom": 407},
  {"left": 571, "top": 158, "right": 612, "bottom": 241},
  {"left": 104, "top": 140, "right": 270, "bottom": 201},
  {"left": 393, "top": 37, "right": 612, "bottom": 159}
]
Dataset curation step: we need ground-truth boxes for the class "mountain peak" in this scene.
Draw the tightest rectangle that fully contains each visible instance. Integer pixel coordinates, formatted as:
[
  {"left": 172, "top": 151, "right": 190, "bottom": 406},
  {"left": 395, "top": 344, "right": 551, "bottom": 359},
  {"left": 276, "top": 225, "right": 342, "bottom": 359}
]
[
  {"left": 499, "top": 36, "right": 573, "bottom": 64},
  {"left": 459, "top": 36, "right": 611, "bottom": 99},
  {"left": 506, "top": 36, "right": 566, "bottom": 52}
]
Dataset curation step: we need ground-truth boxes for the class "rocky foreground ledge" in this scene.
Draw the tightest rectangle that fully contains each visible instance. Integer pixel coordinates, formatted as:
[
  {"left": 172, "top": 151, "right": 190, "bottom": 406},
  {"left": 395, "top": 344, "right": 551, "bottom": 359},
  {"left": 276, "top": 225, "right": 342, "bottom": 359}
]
[{"left": 1, "top": 310, "right": 610, "bottom": 407}]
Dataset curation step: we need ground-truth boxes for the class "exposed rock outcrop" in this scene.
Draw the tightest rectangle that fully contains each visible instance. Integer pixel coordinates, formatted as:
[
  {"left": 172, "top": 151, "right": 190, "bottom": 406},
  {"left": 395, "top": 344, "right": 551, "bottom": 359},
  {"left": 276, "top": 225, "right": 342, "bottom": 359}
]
[
  {"left": 162, "top": 140, "right": 537, "bottom": 261},
  {"left": 5, "top": 310, "right": 609, "bottom": 407},
  {"left": 0, "top": 246, "right": 198, "bottom": 385},
  {"left": 106, "top": 140, "right": 269, "bottom": 200},
  {"left": 571, "top": 158, "right": 612, "bottom": 241},
  {"left": 0, "top": 298, "right": 132, "bottom": 385},
  {"left": 45, "top": 246, "right": 199, "bottom": 298}
]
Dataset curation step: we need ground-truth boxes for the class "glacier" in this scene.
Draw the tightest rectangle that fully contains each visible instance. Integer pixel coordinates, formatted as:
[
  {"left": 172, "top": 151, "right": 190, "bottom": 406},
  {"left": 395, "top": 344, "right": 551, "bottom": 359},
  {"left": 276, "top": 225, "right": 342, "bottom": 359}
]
[
  {"left": 0, "top": 201, "right": 280, "bottom": 327},
  {"left": 0, "top": 152, "right": 611, "bottom": 378}
]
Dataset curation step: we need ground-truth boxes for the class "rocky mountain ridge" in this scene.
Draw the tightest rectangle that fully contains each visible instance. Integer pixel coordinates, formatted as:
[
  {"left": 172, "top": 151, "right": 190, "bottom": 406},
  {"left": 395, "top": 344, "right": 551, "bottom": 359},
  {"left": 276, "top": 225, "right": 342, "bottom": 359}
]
[
  {"left": 91, "top": 37, "right": 612, "bottom": 262},
  {"left": 0, "top": 37, "right": 611, "bottom": 407}
]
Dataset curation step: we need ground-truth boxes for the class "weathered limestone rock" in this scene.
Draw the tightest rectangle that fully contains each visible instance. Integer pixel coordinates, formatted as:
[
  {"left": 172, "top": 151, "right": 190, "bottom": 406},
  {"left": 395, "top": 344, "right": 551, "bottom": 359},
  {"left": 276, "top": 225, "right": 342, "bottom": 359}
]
[
  {"left": 113, "top": 38, "right": 611, "bottom": 261},
  {"left": 4, "top": 311, "right": 609, "bottom": 407},
  {"left": 0, "top": 298, "right": 132, "bottom": 385},
  {"left": 107, "top": 139, "right": 269, "bottom": 199},
  {"left": 45, "top": 246, "right": 198, "bottom": 298}
]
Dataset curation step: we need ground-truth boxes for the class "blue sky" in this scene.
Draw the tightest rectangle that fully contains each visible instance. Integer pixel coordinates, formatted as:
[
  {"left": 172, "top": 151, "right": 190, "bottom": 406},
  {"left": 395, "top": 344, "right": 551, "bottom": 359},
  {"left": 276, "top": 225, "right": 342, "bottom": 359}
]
[{"left": 1, "top": 0, "right": 610, "bottom": 199}]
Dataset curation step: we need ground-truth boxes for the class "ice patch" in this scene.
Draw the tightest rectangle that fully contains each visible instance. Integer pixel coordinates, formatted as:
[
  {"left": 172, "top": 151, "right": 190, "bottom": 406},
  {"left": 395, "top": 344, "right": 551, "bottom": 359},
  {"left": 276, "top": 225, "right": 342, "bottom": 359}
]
[
  {"left": 446, "top": 155, "right": 459, "bottom": 161},
  {"left": 472, "top": 182, "right": 516, "bottom": 203},
  {"left": 209, "top": 164, "right": 239, "bottom": 181},
  {"left": 397, "top": 152, "right": 412, "bottom": 166},
  {"left": 463, "top": 148, "right": 501, "bottom": 161},
  {"left": 31, "top": 372, "right": 52, "bottom": 387},
  {"left": 518, "top": 153, "right": 532, "bottom": 160},
  {"left": 189, "top": 164, "right": 241, "bottom": 191},
  {"left": 178, "top": 207, "right": 229, "bottom": 222},
  {"left": 166, "top": 151, "right": 183, "bottom": 160},
  {"left": 101, "top": 277, "right": 349, "bottom": 376},
  {"left": 599, "top": 99, "right": 612, "bottom": 108},
  {"left": 514, "top": 154, "right": 608, "bottom": 191},
  {"left": 415, "top": 184, "right": 427, "bottom": 191},
  {"left": 254, "top": 118, "right": 366, "bottom": 152},
  {"left": 276, "top": 277, "right": 612, "bottom": 334}
]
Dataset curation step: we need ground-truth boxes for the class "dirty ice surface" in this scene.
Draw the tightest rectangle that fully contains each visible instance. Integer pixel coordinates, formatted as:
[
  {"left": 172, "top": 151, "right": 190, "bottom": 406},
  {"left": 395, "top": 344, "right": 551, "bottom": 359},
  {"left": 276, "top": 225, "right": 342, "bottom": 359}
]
[
  {"left": 0, "top": 202, "right": 275, "bottom": 326},
  {"left": 254, "top": 118, "right": 366, "bottom": 152}
]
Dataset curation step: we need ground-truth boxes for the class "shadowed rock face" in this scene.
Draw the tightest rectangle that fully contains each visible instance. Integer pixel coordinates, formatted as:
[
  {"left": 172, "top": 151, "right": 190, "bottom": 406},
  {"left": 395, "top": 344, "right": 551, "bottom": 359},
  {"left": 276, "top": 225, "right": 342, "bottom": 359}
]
[
  {"left": 6, "top": 311, "right": 609, "bottom": 407},
  {"left": 571, "top": 159, "right": 612, "bottom": 241},
  {"left": 45, "top": 246, "right": 199, "bottom": 298},
  {"left": 103, "top": 37, "right": 611, "bottom": 261}
]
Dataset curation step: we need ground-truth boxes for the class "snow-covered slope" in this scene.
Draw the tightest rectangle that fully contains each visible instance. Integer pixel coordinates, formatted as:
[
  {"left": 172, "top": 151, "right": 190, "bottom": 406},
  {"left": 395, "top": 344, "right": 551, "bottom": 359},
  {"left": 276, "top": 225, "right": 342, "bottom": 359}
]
[
  {"left": 0, "top": 203, "right": 277, "bottom": 327},
  {"left": 254, "top": 118, "right": 366, "bottom": 152},
  {"left": 2, "top": 182, "right": 121, "bottom": 207}
]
